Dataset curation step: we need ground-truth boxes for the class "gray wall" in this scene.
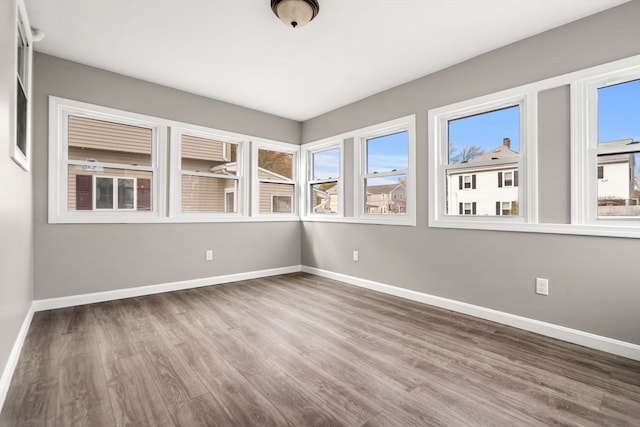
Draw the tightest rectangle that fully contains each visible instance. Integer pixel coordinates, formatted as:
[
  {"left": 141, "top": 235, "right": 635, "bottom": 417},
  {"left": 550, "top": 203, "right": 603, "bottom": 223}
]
[
  {"left": 300, "top": 1, "right": 640, "bottom": 344},
  {"left": 0, "top": 0, "right": 34, "bottom": 388},
  {"left": 33, "top": 54, "right": 302, "bottom": 299}
]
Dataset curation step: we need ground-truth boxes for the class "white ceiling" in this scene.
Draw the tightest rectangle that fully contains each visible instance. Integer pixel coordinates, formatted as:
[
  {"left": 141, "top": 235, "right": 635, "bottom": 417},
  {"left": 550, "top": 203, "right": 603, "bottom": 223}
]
[{"left": 25, "top": 0, "right": 628, "bottom": 121}]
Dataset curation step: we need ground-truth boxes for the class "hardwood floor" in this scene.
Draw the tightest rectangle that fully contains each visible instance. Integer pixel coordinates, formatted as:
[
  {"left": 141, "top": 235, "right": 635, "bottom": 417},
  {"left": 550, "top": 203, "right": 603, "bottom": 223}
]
[{"left": 1, "top": 272, "right": 638, "bottom": 426}]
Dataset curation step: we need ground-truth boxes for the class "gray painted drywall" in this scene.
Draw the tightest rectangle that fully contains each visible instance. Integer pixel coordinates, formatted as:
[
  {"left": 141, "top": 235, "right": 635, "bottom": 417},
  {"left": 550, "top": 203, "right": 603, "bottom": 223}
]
[
  {"left": 32, "top": 54, "right": 302, "bottom": 299},
  {"left": 0, "top": 0, "right": 34, "bottom": 388},
  {"left": 538, "top": 86, "right": 571, "bottom": 224},
  {"left": 301, "top": 2, "right": 640, "bottom": 344}
]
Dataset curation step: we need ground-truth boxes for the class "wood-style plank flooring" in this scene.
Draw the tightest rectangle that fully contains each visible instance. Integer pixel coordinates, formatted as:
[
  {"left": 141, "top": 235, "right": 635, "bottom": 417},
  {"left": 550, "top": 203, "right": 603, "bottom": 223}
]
[{"left": 1, "top": 272, "right": 639, "bottom": 426}]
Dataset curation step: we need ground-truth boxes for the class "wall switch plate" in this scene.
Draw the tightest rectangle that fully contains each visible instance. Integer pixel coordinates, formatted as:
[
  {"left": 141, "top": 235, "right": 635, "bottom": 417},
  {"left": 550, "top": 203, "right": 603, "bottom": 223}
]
[
  {"left": 352, "top": 250, "right": 359, "bottom": 262},
  {"left": 206, "top": 250, "right": 213, "bottom": 261},
  {"left": 535, "top": 277, "right": 549, "bottom": 295}
]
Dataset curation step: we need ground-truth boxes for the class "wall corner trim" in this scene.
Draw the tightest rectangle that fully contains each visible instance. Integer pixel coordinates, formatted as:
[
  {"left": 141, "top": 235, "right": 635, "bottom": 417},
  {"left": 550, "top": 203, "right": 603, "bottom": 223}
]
[
  {"left": 0, "top": 303, "right": 36, "bottom": 413},
  {"left": 32, "top": 265, "right": 302, "bottom": 311},
  {"left": 301, "top": 266, "right": 640, "bottom": 361}
]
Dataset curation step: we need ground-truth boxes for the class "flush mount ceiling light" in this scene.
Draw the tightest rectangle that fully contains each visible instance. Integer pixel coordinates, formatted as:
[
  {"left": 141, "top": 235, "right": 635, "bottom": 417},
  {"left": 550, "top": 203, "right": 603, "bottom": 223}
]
[{"left": 271, "top": 0, "right": 319, "bottom": 29}]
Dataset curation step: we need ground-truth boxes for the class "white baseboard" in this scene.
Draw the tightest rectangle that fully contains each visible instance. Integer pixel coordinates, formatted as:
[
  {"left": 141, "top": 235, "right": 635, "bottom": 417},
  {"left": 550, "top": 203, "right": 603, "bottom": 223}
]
[
  {"left": 33, "top": 265, "right": 302, "bottom": 311},
  {"left": 0, "top": 303, "right": 35, "bottom": 413},
  {"left": 302, "top": 266, "right": 640, "bottom": 361}
]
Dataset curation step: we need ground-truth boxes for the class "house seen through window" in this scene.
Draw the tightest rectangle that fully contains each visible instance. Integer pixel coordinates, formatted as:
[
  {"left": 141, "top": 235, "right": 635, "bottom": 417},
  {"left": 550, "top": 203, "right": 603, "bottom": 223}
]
[
  {"left": 180, "top": 133, "right": 239, "bottom": 213},
  {"left": 258, "top": 148, "right": 295, "bottom": 214},
  {"left": 309, "top": 147, "right": 340, "bottom": 214},
  {"left": 446, "top": 105, "right": 520, "bottom": 216},
  {"left": 363, "top": 131, "right": 409, "bottom": 215},
  {"left": 68, "top": 115, "right": 153, "bottom": 212},
  {"left": 596, "top": 78, "right": 640, "bottom": 218}
]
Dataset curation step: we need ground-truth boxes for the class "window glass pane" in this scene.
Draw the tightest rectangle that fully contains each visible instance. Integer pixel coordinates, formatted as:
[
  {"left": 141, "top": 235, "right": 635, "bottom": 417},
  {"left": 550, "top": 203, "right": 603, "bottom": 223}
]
[
  {"left": 16, "top": 23, "right": 27, "bottom": 84},
  {"left": 446, "top": 105, "right": 520, "bottom": 217},
  {"left": 258, "top": 149, "right": 293, "bottom": 180},
  {"left": 597, "top": 152, "right": 640, "bottom": 217},
  {"left": 181, "top": 175, "right": 238, "bottom": 213},
  {"left": 95, "top": 177, "right": 113, "bottom": 209},
  {"left": 118, "top": 178, "right": 135, "bottom": 209},
  {"left": 364, "top": 175, "right": 407, "bottom": 215},
  {"left": 448, "top": 106, "right": 520, "bottom": 164},
  {"left": 16, "top": 79, "right": 27, "bottom": 156},
  {"left": 367, "top": 131, "right": 408, "bottom": 174},
  {"left": 181, "top": 135, "right": 237, "bottom": 175},
  {"left": 259, "top": 182, "right": 294, "bottom": 213},
  {"left": 310, "top": 182, "right": 339, "bottom": 214},
  {"left": 312, "top": 148, "right": 340, "bottom": 180},
  {"left": 67, "top": 115, "right": 153, "bottom": 166},
  {"left": 598, "top": 79, "right": 640, "bottom": 145},
  {"left": 67, "top": 166, "right": 152, "bottom": 211}
]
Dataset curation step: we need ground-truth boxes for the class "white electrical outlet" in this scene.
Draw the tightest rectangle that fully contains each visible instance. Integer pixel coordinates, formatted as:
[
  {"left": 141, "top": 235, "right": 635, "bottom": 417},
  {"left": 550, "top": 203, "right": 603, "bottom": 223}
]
[
  {"left": 205, "top": 250, "right": 213, "bottom": 261},
  {"left": 535, "top": 278, "right": 549, "bottom": 295},
  {"left": 352, "top": 250, "right": 359, "bottom": 262}
]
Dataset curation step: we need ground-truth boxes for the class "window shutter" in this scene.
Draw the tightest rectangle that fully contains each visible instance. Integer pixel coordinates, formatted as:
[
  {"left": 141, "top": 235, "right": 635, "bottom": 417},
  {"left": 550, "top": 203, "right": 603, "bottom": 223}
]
[
  {"left": 597, "top": 166, "right": 604, "bottom": 179},
  {"left": 459, "top": 203, "right": 463, "bottom": 215},
  {"left": 76, "top": 175, "right": 93, "bottom": 210},
  {"left": 472, "top": 202, "right": 477, "bottom": 215},
  {"left": 496, "top": 201, "right": 500, "bottom": 216},
  {"left": 472, "top": 174, "right": 477, "bottom": 189},
  {"left": 498, "top": 172, "right": 503, "bottom": 188},
  {"left": 514, "top": 170, "right": 519, "bottom": 187},
  {"left": 458, "top": 176, "right": 463, "bottom": 190},
  {"left": 137, "top": 178, "right": 151, "bottom": 211}
]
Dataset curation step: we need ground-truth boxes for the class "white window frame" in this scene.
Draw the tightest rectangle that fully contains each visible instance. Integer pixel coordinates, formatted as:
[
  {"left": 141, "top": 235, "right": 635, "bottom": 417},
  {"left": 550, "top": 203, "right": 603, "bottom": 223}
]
[
  {"left": 301, "top": 139, "right": 344, "bottom": 218},
  {"left": 251, "top": 140, "right": 299, "bottom": 219},
  {"left": 429, "top": 91, "right": 538, "bottom": 230},
  {"left": 93, "top": 176, "right": 137, "bottom": 211},
  {"left": 11, "top": 0, "right": 33, "bottom": 171},
  {"left": 571, "top": 60, "right": 640, "bottom": 233},
  {"left": 169, "top": 126, "right": 246, "bottom": 219},
  {"left": 48, "top": 97, "right": 166, "bottom": 223},
  {"left": 355, "top": 115, "right": 416, "bottom": 226}
]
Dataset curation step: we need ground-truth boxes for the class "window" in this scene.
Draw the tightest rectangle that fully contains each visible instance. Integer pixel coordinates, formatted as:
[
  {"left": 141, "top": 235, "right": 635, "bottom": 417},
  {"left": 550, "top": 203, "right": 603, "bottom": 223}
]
[
  {"left": 272, "top": 195, "right": 293, "bottom": 213},
  {"left": 496, "top": 201, "right": 517, "bottom": 216},
  {"left": 306, "top": 144, "right": 341, "bottom": 215},
  {"left": 459, "top": 202, "right": 477, "bottom": 215},
  {"left": 49, "top": 97, "right": 164, "bottom": 223},
  {"left": 253, "top": 142, "right": 298, "bottom": 216},
  {"left": 430, "top": 91, "right": 534, "bottom": 226},
  {"left": 572, "top": 60, "right": 640, "bottom": 233},
  {"left": 175, "top": 130, "right": 242, "bottom": 215},
  {"left": 11, "top": 0, "right": 32, "bottom": 171},
  {"left": 64, "top": 115, "right": 156, "bottom": 214},
  {"left": 357, "top": 116, "right": 416, "bottom": 225}
]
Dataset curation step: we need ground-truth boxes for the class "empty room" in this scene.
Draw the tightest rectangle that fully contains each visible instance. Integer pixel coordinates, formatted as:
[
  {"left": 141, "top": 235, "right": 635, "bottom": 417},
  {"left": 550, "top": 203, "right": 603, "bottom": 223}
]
[{"left": 1, "top": 0, "right": 639, "bottom": 425}]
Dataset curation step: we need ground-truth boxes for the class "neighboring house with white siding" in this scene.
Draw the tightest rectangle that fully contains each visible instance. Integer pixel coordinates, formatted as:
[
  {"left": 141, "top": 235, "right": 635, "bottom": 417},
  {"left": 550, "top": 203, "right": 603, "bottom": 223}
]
[{"left": 447, "top": 138, "right": 519, "bottom": 216}]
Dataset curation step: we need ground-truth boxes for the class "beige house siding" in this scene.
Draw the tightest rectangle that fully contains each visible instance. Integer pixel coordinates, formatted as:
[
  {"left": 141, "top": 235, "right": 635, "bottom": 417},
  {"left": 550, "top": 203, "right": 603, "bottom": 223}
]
[
  {"left": 181, "top": 175, "right": 237, "bottom": 212},
  {"left": 69, "top": 115, "right": 152, "bottom": 154},
  {"left": 259, "top": 182, "right": 294, "bottom": 213},
  {"left": 181, "top": 134, "right": 228, "bottom": 162},
  {"left": 69, "top": 146, "right": 151, "bottom": 166}
]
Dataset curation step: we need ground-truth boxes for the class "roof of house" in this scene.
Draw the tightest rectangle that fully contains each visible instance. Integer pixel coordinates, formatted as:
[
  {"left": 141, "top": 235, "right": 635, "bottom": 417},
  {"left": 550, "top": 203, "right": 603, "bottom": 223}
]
[
  {"left": 470, "top": 145, "right": 519, "bottom": 163},
  {"left": 366, "top": 183, "right": 406, "bottom": 195}
]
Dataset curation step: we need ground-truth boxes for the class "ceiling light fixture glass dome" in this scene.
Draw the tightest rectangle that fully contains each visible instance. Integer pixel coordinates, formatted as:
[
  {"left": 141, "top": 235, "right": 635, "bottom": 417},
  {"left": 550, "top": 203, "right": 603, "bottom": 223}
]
[{"left": 271, "top": 0, "right": 319, "bottom": 29}]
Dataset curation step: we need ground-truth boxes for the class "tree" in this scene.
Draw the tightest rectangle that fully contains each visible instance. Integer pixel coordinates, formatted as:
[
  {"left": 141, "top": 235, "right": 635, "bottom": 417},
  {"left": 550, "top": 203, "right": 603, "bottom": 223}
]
[
  {"left": 258, "top": 149, "right": 292, "bottom": 178},
  {"left": 449, "top": 142, "right": 484, "bottom": 164}
]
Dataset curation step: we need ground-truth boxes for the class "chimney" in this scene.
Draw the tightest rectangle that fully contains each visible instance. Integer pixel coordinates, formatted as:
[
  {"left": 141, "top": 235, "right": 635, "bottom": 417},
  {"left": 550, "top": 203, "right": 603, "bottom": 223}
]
[{"left": 503, "top": 138, "right": 511, "bottom": 149}]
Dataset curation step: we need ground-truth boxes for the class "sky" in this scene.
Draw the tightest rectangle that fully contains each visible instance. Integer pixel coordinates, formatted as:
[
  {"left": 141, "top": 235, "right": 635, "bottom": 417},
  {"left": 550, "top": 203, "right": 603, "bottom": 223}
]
[
  {"left": 598, "top": 79, "right": 640, "bottom": 143},
  {"left": 448, "top": 105, "right": 520, "bottom": 162}
]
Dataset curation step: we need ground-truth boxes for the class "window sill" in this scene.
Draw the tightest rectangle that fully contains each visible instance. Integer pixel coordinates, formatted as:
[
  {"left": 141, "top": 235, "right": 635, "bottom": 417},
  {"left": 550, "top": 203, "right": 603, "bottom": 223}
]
[
  {"left": 302, "top": 215, "right": 416, "bottom": 227},
  {"left": 429, "top": 218, "right": 640, "bottom": 239}
]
